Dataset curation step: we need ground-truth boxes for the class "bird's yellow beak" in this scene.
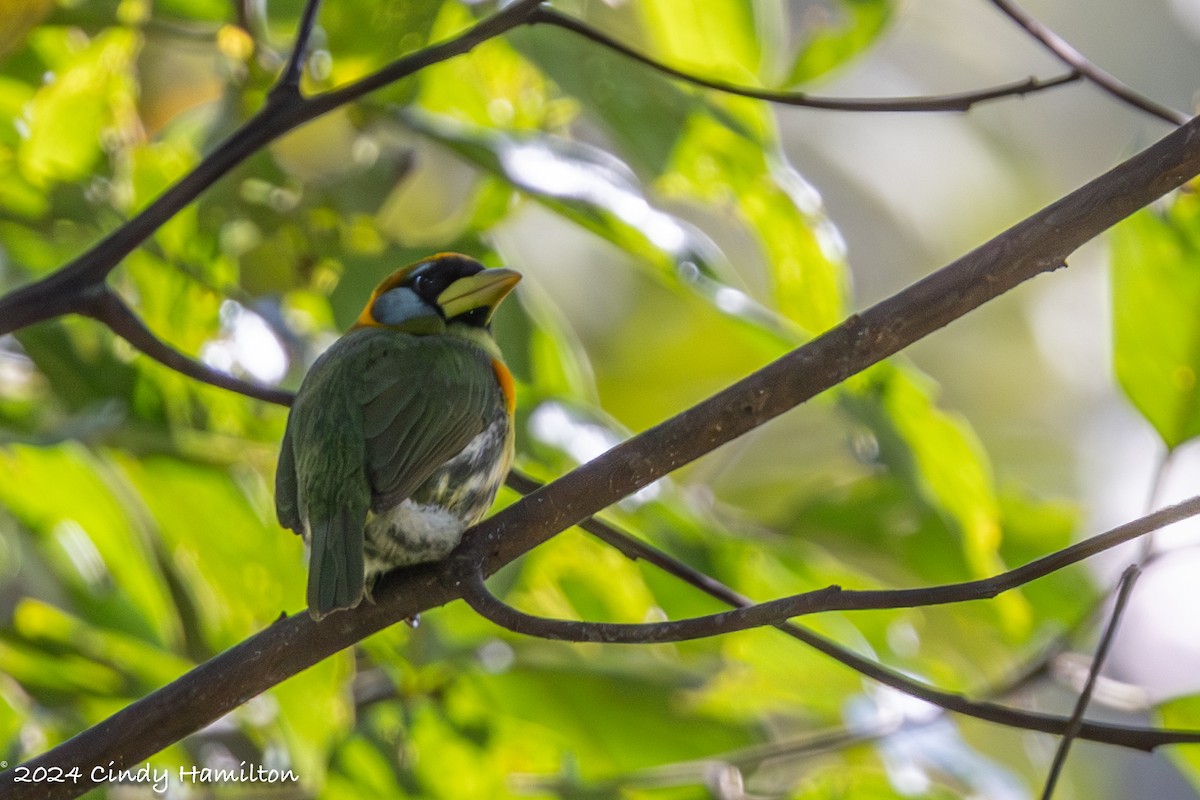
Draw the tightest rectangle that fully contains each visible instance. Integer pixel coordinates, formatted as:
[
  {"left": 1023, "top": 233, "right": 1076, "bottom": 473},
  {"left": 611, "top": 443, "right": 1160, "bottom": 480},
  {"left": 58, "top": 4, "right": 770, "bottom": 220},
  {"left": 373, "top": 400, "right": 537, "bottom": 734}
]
[{"left": 437, "top": 268, "right": 522, "bottom": 322}]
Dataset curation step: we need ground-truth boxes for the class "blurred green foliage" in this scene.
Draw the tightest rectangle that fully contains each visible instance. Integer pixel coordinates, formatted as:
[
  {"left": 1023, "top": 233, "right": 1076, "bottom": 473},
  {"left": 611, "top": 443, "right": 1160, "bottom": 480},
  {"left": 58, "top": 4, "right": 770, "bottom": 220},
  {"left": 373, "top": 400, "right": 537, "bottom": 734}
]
[{"left": 0, "top": 0, "right": 1187, "bottom": 798}]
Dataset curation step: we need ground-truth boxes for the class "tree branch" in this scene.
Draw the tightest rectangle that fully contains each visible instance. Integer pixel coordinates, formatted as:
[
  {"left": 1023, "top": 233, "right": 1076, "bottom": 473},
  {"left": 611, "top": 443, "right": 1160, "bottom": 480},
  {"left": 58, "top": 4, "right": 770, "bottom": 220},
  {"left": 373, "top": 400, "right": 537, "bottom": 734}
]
[
  {"left": 79, "top": 287, "right": 295, "bottom": 406},
  {"left": 272, "top": 0, "right": 323, "bottom": 98},
  {"left": 6, "top": 72, "right": 1200, "bottom": 800},
  {"left": 1040, "top": 565, "right": 1141, "bottom": 798},
  {"left": 0, "top": 0, "right": 546, "bottom": 338},
  {"left": 504, "top": 471, "right": 1200, "bottom": 748},
  {"left": 455, "top": 495, "right": 1200, "bottom": 644},
  {"left": 530, "top": 7, "right": 1082, "bottom": 113},
  {"left": 453, "top": 546, "right": 1200, "bottom": 753},
  {"left": 989, "top": 0, "right": 1189, "bottom": 124}
]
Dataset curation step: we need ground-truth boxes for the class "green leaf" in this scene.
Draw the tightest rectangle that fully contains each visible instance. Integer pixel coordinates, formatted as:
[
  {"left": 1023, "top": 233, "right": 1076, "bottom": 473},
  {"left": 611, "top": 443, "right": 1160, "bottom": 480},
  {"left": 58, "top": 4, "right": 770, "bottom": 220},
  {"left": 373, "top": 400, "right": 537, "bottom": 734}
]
[
  {"left": 480, "top": 662, "right": 758, "bottom": 775},
  {"left": 636, "top": 0, "right": 762, "bottom": 83},
  {"left": 111, "top": 453, "right": 306, "bottom": 647},
  {"left": 416, "top": 2, "right": 550, "bottom": 130},
  {"left": 841, "top": 363, "right": 1029, "bottom": 636},
  {"left": 1111, "top": 191, "right": 1200, "bottom": 449},
  {"left": 0, "top": 444, "right": 178, "bottom": 644},
  {"left": 786, "top": 0, "right": 894, "bottom": 85},
  {"left": 510, "top": 24, "right": 707, "bottom": 176},
  {"left": 661, "top": 107, "right": 849, "bottom": 334},
  {"left": 1158, "top": 694, "right": 1200, "bottom": 794},
  {"left": 10, "top": 599, "right": 193, "bottom": 689},
  {"left": 995, "top": 490, "right": 1089, "bottom": 628},
  {"left": 329, "top": 735, "right": 411, "bottom": 798},
  {"left": 320, "top": 0, "right": 444, "bottom": 90},
  {"left": 0, "top": 675, "right": 29, "bottom": 758},
  {"left": 0, "top": 635, "right": 127, "bottom": 699},
  {"left": 273, "top": 653, "right": 355, "bottom": 789},
  {"left": 844, "top": 365, "right": 1000, "bottom": 573},
  {"left": 14, "top": 320, "right": 142, "bottom": 415},
  {"left": 20, "top": 27, "right": 139, "bottom": 186}
]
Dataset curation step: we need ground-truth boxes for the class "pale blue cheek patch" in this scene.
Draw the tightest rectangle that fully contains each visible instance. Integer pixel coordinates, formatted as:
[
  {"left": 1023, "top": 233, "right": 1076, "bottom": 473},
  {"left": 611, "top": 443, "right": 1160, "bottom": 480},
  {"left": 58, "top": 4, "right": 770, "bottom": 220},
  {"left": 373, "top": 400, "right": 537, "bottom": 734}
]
[{"left": 372, "top": 288, "right": 439, "bottom": 326}]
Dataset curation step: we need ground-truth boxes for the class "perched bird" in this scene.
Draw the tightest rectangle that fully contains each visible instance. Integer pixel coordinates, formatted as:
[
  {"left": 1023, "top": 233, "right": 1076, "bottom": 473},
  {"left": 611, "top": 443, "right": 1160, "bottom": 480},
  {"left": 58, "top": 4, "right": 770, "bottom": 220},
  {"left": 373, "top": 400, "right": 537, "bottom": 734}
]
[{"left": 275, "top": 253, "right": 521, "bottom": 620}]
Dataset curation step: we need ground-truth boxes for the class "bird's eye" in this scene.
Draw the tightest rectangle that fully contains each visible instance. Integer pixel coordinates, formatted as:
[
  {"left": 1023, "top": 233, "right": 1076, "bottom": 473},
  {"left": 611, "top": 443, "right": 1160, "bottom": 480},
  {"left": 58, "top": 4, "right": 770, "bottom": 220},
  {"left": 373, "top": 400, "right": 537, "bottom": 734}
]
[{"left": 412, "top": 274, "right": 434, "bottom": 295}]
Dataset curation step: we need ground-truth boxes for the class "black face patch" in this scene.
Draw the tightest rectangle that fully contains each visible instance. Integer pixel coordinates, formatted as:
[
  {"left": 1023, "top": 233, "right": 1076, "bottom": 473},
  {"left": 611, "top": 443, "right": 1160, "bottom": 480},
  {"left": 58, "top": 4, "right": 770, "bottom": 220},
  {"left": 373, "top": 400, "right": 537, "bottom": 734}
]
[{"left": 406, "top": 256, "right": 485, "bottom": 305}]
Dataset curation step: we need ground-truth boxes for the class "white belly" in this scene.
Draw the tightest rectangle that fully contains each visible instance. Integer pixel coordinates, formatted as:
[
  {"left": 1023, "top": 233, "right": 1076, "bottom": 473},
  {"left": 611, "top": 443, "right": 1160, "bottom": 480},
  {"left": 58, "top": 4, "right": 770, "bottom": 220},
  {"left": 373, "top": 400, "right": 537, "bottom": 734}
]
[
  {"left": 360, "top": 414, "right": 512, "bottom": 578},
  {"left": 363, "top": 500, "right": 466, "bottom": 575}
]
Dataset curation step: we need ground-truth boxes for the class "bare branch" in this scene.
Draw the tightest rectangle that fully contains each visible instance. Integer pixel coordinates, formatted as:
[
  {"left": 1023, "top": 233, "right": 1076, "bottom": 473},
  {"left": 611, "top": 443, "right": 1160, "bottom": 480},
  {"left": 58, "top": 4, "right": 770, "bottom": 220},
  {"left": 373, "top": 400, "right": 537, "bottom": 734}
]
[
  {"left": 1040, "top": 566, "right": 1141, "bottom": 798},
  {"left": 504, "top": 471, "right": 1200, "bottom": 746},
  {"left": 456, "top": 494, "right": 1200, "bottom": 645},
  {"left": 79, "top": 288, "right": 295, "bottom": 406},
  {"left": 455, "top": 561, "right": 1200, "bottom": 752},
  {"left": 530, "top": 7, "right": 1081, "bottom": 113},
  {"left": 989, "top": 0, "right": 1189, "bottom": 124},
  {"left": 273, "top": 0, "right": 323, "bottom": 97}
]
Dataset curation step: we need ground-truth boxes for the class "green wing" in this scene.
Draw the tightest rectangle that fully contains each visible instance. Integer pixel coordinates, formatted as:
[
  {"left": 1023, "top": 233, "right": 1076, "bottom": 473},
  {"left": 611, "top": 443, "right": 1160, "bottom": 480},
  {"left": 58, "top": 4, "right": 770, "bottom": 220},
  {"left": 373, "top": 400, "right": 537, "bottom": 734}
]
[
  {"left": 278, "top": 339, "right": 371, "bottom": 619},
  {"left": 275, "top": 419, "right": 300, "bottom": 533},
  {"left": 358, "top": 340, "right": 495, "bottom": 511},
  {"left": 276, "top": 327, "right": 499, "bottom": 620}
]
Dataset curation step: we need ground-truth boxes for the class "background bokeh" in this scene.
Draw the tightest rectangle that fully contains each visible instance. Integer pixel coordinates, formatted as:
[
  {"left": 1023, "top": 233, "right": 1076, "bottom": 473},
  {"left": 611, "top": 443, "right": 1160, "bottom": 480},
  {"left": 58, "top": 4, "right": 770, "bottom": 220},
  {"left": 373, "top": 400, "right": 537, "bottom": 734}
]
[{"left": 2, "top": 0, "right": 1200, "bottom": 797}]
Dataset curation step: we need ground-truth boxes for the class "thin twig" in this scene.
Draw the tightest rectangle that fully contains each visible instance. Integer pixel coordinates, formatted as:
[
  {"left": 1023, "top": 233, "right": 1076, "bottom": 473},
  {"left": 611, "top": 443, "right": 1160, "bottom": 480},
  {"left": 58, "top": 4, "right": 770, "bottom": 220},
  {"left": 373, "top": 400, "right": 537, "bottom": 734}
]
[
  {"left": 80, "top": 288, "right": 295, "bottom": 406},
  {"left": 981, "top": 601, "right": 1101, "bottom": 699},
  {"left": 989, "top": 0, "right": 1189, "bottom": 124},
  {"left": 984, "top": 448, "right": 1182, "bottom": 701},
  {"left": 453, "top": 546, "right": 1200, "bottom": 752},
  {"left": 1036, "top": 448, "right": 1176, "bottom": 790},
  {"left": 456, "top": 495, "right": 1200, "bottom": 643},
  {"left": 1040, "top": 566, "right": 1141, "bottom": 799},
  {"left": 273, "top": 0, "right": 323, "bottom": 96},
  {"left": 503, "top": 471, "right": 1174, "bottom": 747},
  {"left": 530, "top": 7, "right": 1081, "bottom": 113}
]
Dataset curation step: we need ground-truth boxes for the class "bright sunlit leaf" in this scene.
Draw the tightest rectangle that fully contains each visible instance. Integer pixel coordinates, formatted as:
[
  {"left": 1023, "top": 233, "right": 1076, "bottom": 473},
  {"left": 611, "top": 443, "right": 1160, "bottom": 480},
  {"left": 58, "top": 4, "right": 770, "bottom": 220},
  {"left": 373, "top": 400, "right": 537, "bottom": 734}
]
[
  {"left": 417, "top": 1, "right": 550, "bottom": 130},
  {"left": 20, "top": 28, "right": 139, "bottom": 186},
  {"left": 663, "top": 107, "right": 848, "bottom": 334},
  {"left": 1111, "top": 190, "right": 1200, "bottom": 450},
  {"left": 1158, "top": 694, "right": 1200, "bottom": 795},
  {"left": 637, "top": 0, "right": 762, "bottom": 83}
]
